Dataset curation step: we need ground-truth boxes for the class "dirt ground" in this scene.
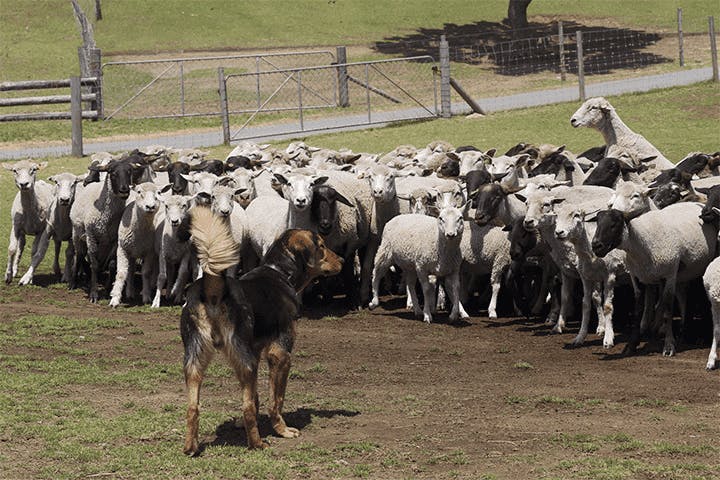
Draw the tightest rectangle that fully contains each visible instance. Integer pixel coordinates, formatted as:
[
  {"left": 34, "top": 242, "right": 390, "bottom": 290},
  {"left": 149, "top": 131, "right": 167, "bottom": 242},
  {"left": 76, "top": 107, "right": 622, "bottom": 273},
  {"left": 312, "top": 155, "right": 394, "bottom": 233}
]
[{"left": 2, "top": 281, "right": 720, "bottom": 479}]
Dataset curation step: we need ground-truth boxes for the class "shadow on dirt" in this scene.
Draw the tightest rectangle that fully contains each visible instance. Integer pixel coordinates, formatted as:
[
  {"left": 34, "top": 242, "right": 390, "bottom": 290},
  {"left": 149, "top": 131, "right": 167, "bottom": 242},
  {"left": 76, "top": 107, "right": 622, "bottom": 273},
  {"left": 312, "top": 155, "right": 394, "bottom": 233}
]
[
  {"left": 374, "top": 20, "right": 670, "bottom": 76},
  {"left": 207, "top": 407, "right": 360, "bottom": 450}
]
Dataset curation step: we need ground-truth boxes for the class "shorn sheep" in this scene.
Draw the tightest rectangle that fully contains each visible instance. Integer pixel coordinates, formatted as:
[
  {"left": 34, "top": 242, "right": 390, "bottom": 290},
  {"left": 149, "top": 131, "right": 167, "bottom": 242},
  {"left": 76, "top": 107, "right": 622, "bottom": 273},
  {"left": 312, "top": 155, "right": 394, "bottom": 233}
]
[
  {"left": 3, "top": 160, "right": 53, "bottom": 284},
  {"left": 570, "top": 97, "right": 674, "bottom": 182},
  {"left": 369, "top": 202, "right": 470, "bottom": 324}
]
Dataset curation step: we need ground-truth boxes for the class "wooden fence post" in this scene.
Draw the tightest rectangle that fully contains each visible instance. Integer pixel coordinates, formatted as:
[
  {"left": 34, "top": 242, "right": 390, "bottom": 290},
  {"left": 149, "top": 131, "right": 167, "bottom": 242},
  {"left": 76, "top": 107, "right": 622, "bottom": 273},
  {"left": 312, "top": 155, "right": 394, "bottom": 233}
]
[
  {"left": 95, "top": 0, "right": 102, "bottom": 20},
  {"left": 558, "top": 21, "right": 566, "bottom": 81},
  {"left": 677, "top": 8, "right": 685, "bottom": 67},
  {"left": 70, "top": 76, "right": 83, "bottom": 157},
  {"left": 576, "top": 30, "right": 586, "bottom": 101},
  {"left": 336, "top": 46, "right": 349, "bottom": 107},
  {"left": 710, "top": 16, "right": 719, "bottom": 83},
  {"left": 89, "top": 47, "right": 102, "bottom": 120},
  {"left": 439, "top": 35, "right": 451, "bottom": 118},
  {"left": 218, "top": 67, "right": 231, "bottom": 145}
]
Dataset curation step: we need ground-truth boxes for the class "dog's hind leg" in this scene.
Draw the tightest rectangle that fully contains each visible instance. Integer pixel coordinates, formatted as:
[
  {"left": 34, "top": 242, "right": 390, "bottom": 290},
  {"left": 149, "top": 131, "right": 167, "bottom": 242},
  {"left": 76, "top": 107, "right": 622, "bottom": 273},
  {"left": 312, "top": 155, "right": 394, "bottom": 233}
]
[
  {"left": 266, "top": 341, "right": 300, "bottom": 439},
  {"left": 235, "top": 363, "right": 265, "bottom": 449},
  {"left": 183, "top": 348, "right": 212, "bottom": 456}
]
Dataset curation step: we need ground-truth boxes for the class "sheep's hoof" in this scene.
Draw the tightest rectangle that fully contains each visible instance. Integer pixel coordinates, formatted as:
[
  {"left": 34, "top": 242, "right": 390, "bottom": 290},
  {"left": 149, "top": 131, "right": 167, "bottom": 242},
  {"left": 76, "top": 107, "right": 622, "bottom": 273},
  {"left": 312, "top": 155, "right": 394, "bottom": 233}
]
[
  {"left": 4, "top": 275, "right": 12, "bottom": 285},
  {"left": 596, "top": 326, "right": 606, "bottom": 336},
  {"left": 603, "top": 340, "right": 615, "bottom": 349},
  {"left": 488, "top": 311, "right": 498, "bottom": 319},
  {"left": 544, "top": 316, "right": 557, "bottom": 326},
  {"left": 422, "top": 314, "right": 432, "bottom": 324},
  {"left": 706, "top": 361, "right": 717, "bottom": 371},
  {"left": 18, "top": 275, "right": 32, "bottom": 286},
  {"left": 662, "top": 345, "right": 676, "bottom": 357},
  {"left": 151, "top": 299, "right": 161, "bottom": 309},
  {"left": 108, "top": 297, "right": 121, "bottom": 308},
  {"left": 551, "top": 324, "right": 563, "bottom": 334},
  {"left": 89, "top": 291, "right": 99, "bottom": 303},
  {"left": 368, "top": 298, "right": 379, "bottom": 310}
]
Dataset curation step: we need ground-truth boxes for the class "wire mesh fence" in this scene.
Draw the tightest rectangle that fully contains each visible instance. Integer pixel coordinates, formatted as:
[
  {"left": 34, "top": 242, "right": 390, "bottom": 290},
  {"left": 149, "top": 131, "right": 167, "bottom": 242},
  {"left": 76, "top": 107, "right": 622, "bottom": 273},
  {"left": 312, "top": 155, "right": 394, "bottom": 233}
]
[
  {"left": 101, "top": 50, "right": 335, "bottom": 120},
  {"left": 222, "top": 56, "right": 438, "bottom": 142}
]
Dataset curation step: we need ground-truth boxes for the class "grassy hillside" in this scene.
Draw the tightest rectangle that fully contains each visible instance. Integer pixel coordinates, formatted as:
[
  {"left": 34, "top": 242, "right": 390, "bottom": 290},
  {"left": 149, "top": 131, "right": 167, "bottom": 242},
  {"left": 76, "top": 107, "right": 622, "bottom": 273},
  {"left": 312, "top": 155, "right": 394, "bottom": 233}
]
[{"left": 1, "top": 1, "right": 718, "bottom": 80}]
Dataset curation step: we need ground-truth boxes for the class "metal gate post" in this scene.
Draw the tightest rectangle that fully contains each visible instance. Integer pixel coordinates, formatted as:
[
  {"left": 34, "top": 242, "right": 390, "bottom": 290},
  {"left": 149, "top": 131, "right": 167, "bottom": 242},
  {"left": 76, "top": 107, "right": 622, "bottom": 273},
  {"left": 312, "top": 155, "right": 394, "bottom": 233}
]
[
  {"left": 576, "top": 30, "right": 586, "bottom": 101},
  {"left": 336, "top": 46, "right": 349, "bottom": 107},
  {"left": 439, "top": 35, "right": 451, "bottom": 118},
  {"left": 218, "top": 67, "right": 230, "bottom": 145},
  {"left": 297, "top": 71, "right": 304, "bottom": 131},
  {"left": 70, "top": 76, "right": 83, "bottom": 157}
]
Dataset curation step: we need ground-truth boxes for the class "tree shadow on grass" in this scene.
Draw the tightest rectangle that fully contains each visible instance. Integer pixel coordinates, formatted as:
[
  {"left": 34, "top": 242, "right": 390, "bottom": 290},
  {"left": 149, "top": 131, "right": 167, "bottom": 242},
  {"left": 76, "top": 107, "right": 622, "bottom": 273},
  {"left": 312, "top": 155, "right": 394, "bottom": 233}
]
[{"left": 374, "top": 20, "right": 670, "bottom": 76}]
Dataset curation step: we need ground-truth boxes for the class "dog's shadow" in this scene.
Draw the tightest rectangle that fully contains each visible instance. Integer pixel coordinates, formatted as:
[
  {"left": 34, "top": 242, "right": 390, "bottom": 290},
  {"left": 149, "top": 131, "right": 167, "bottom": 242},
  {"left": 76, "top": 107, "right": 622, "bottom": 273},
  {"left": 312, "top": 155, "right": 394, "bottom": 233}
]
[{"left": 205, "top": 407, "right": 360, "bottom": 450}]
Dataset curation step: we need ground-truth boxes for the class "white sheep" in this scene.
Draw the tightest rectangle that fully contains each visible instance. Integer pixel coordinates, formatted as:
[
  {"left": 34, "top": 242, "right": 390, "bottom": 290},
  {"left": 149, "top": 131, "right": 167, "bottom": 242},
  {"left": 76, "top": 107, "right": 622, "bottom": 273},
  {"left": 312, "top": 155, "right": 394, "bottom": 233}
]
[
  {"left": 570, "top": 97, "right": 674, "bottom": 182},
  {"left": 703, "top": 251, "right": 720, "bottom": 370},
  {"left": 553, "top": 201, "right": 631, "bottom": 348},
  {"left": 109, "top": 183, "right": 162, "bottom": 307},
  {"left": 591, "top": 202, "right": 717, "bottom": 356},
  {"left": 18, "top": 172, "right": 85, "bottom": 286},
  {"left": 3, "top": 160, "right": 53, "bottom": 284},
  {"left": 151, "top": 194, "right": 194, "bottom": 308},
  {"left": 369, "top": 203, "right": 469, "bottom": 324}
]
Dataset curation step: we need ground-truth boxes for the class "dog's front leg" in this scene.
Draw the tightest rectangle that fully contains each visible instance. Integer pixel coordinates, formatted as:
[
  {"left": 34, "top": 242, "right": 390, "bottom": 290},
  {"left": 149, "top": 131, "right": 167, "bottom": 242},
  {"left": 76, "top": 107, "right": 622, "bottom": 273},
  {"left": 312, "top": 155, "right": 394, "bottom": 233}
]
[
  {"left": 237, "top": 363, "right": 266, "bottom": 449},
  {"left": 266, "top": 341, "right": 300, "bottom": 439}
]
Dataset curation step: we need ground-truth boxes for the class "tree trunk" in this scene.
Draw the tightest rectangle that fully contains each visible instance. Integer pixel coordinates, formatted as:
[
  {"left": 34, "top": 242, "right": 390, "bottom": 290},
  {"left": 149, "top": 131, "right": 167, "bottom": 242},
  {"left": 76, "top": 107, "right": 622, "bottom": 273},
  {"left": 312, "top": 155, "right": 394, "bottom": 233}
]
[{"left": 507, "top": 0, "right": 533, "bottom": 35}]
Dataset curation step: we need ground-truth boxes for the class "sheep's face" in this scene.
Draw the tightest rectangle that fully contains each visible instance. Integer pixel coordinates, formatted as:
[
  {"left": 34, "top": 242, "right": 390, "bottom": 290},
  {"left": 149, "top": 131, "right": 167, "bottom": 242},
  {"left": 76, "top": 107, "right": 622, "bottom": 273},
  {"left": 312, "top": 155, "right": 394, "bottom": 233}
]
[
  {"left": 366, "top": 168, "right": 396, "bottom": 203},
  {"left": 164, "top": 195, "right": 192, "bottom": 228},
  {"left": 570, "top": 97, "right": 613, "bottom": 128},
  {"left": 554, "top": 207, "right": 585, "bottom": 241},
  {"left": 591, "top": 209, "right": 626, "bottom": 258},
  {"left": 408, "top": 191, "right": 432, "bottom": 215},
  {"left": 49, "top": 172, "right": 83, "bottom": 206},
  {"left": 134, "top": 183, "right": 160, "bottom": 214},
  {"left": 4, "top": 160, "right": 46, "bottom": 191},
  {"left": 457, "top": 150, "right": 493, "bottom": 178},
  {"left": 231, "top": 142, "right": 270, "bottom": 163},
  {"left": 207, "top": 185, "right": 244, "bottom": 218},
  {"left": 274, "top": 172, "right": 327, "bottom": 211},
  {"left": 102, "top": 160, "right": 141, "bottom": 199},
  {"left": 228, "top": 170, "right": 258, "bottom": 208},
  {"left": 437, "top": 205, "right": 465, "bottom": 239},
  {"left": 311, "top": 185, "right": 352, "bottom": 235},
  {"left": 608, "top": 181, "right": 653, "bottom": 218},
  {"left": 700, "top": 185, "right": 720, "bottom": 223},
  {"left": 183, "top": 172, "right": 219, "bottom": 205},
  {"left": 524, "top": 193, "right": 564, "bottom": 231},
  {"left": 166, "top": 161, "right": 191, "bottom": 195},
  {"left": 474, "top": 183, "right": 505, "bottom": 226},
  {"left": 652, "top": 183, "right": 683, "bottom": 209},
  {"left": 487, "top": 154, "right": 529, "bottom": 179}
]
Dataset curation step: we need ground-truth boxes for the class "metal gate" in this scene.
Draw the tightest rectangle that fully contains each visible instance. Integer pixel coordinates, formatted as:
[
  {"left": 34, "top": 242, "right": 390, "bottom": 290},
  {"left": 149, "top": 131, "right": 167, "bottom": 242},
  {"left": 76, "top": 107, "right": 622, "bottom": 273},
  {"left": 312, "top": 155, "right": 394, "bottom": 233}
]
[
  {"left": 220, "top": 56, "right": 438, "bottom": 143},
  {"left": 101, "top": 50, "right": 335, "bottom": 120}
]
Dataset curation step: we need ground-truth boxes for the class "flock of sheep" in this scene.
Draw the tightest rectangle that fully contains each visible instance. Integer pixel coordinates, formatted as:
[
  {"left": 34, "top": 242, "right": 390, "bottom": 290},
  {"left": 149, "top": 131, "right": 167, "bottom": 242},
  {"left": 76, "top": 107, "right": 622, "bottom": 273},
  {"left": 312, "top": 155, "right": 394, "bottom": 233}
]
[{"left": 4, "top": 96, "right": 720, "bottom": 370}]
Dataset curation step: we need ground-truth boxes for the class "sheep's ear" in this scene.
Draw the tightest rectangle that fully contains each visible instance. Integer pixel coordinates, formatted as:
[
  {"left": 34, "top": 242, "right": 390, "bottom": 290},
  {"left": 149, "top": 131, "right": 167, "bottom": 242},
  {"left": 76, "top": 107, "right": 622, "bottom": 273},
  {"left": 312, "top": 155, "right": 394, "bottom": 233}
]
[
  {"left": 514, "top": 193, "right": 527, "bottom": 203},
  {"left": 619, "top": 164, "right": 637, "bottom": 173},
  {"left": 335, "top": 191, "right": 354, "bottom": 208},
  {"left": 75, "top": 173, "right": 87, "bottom": 184},
  {"left": 234, "top": 187, "right": 248, "bottom": 196},
  {"left": 180, "top": 173, "right": 195, "bottom": 183},
  {"left": 153, "top": 162, "right": 169, "bottom": 172},
  {"left": 160, "top": 184, "right": 173, "bottom": 194},
  {"left": 250, "top": 169, "right": 264, "bottom": 178},
  {"left": 273, "top": 173, "right": 289, "bottom": 185},
  {"left": 551, "top": 198, "right": 566, "bottom": 205},
  {"left": 555, "top": 145, "right": 566, "bottom": 154},
  {"left": 695, "top": 187, "right": 710, "bottom": 194},
  {"left": 396, "top": 193, "right": 410, "bottom": 200},
  {"left": 427, "top": 205, "right": 440, "bottom": 217},
  {"left": 216, "top": 176, "right": 234, "bottom": 187},
  {"left": 446, "top": 152, "right": 460, "bottom": 161},
  {"left": 500, "top": 182, "right": 524, "bottom": 194},
  {"left": 37, "top": 162, "right": 48, "bottom": 170},
  {"left": 485, "top": 148, "right": 497, "bottom": 158},
  {"left": 639, "top": 156, "right": 657, "bottom": 163},
  {"left": 713, "top": 207, "right": 720, "bottom": 216},
  {"left": 515, "top": 154, "right": 531, "bottom": 168},
  {"left": 2, "top": 163, "right": 15, "bottom": 171},
  {"left": 584, "top": 210, "right": 599, "bottom": 222},
  {"left": 311, "top": 175, "right": 329, "bottom": 186},
  {"left": 47, "top": 175, "right": 57, "bottom": 183},
  {"left": 87, "top": 161, "right": 109, "bottom": 172}
]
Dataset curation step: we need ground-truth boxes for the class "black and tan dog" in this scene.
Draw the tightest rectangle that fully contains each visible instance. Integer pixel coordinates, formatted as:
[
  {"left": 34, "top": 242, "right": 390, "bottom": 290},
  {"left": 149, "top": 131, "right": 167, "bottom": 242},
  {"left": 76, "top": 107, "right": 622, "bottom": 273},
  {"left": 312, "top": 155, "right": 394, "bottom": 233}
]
[{"left": 181, "top": 207, "right": 343, "bottom": 455}]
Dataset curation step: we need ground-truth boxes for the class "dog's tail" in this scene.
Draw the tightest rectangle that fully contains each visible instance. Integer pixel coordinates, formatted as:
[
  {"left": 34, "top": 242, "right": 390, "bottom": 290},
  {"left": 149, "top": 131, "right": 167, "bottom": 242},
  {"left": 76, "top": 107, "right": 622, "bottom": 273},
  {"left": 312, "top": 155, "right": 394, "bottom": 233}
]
[{"left": 190, "top": 206, "right": 239, "bottom": 276}]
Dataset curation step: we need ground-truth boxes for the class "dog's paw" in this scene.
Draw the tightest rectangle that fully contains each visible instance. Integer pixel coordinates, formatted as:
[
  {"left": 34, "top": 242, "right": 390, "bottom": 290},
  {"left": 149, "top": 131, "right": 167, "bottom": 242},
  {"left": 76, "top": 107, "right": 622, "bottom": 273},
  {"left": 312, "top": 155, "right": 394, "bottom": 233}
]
[
  {"left": 183, "top": 439, "right": 200, "bottom": 457},
  {"left": 248, "top": 440, "right": 270, "bottom": 450},
  {"left": 277, "top": 426, "right": 300, "bottom": 438}
]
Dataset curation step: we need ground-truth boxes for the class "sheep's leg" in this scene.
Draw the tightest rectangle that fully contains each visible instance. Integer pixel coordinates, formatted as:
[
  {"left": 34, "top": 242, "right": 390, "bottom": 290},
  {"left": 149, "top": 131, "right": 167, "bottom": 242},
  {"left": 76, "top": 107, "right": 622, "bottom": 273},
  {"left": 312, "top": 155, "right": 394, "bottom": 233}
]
[
  {"left": 171, "top": 254, "right": 191, "bottom": 304},
  {"left": 152, "top": 253, "right": 168, "bottom": 308},
  {"left": 417, "top": 272, "right": 435, "bottom": 324},
  {"left": 368, "top": 245, "right": 391, "bottom": 310},
  {"left": 404, "top": 271, "right": 422, "bottom": 317},
  {"left": 532, "top": 260, "right": 554, "bottom": 316},
  {"left": 405, "top": 282, "right": 415, "bottom": 310},
  {"left": 445, "top": 272, "right": 468, "bottom": 323},
  {"left": 570, "top": 276, "right": 595, "bottom": 346},
  {"left": 601, "top": 274, "right": 617, "bottom": 349},
  {"left": 552, "top": 273, "right": 575, "bottom": 334},
  {"left": 62, "top": 240, "right": 74, "bottom": 283},
  {"left": 14, "top": 233, "right": 26, "bottom": 277},
  {"left": 487, "top": 263, "right": 504, "bottom": 319},
  {"left": 360, "top": 240, "right": 379, "bottom": 306},
  {"left": 624, "top": 283, "right": 655, "bottom": 355},
  {"left": 69, "top": 231, "right": 84, "bottom": 290},
  {"left": 5, "top": 224, "right": 19, "bottom": 284},
  {"left": 19, "top": 225, "right": 53, "bottom": 286},
  {"left": 266, "top": 341, "right": 300, "bottom": 440},
  {"left": 706, "top": 301, "right": 720, "bottom": 370},
  {"left": 109, "top": 247, "right": 129, "bottom": 307},
  {"left": 660, "top": 275, "right": 678, "bottom": 357},
  {"left": 592, "top": 288, "right": 606, "bottom": 335},
  {"left": 52, "top": 238, "right": 61, "bottom": 278},
  {"left": 141, "top": 255, "right": 155, "bottom": 305},
  {"left": 86, "top": 236, "right": 101, "bottom": 303},
  {"left": 545, "top": 275, "right": 562, "bottom": 326},
  {"left": 183, "top": 336, "right": 213, "bottom": 456},
  {"left": 434, "top": 278, "right": 446, "bottom": 314},
  {"left": 30, "top": 235, "right": 40, "bottom": 258}
]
